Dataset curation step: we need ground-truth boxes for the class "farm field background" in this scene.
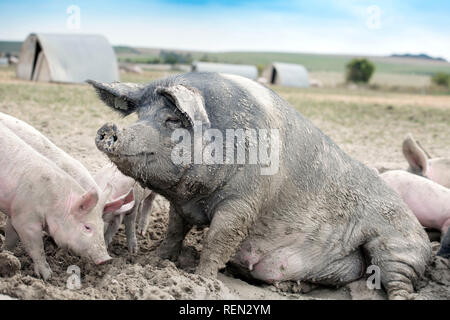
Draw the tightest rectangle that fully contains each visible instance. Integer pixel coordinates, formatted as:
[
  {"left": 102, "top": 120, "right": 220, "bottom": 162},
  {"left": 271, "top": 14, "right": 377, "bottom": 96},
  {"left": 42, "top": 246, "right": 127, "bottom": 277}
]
[{"left": 0, "top": 64, "right": 449, "bottom": 299}]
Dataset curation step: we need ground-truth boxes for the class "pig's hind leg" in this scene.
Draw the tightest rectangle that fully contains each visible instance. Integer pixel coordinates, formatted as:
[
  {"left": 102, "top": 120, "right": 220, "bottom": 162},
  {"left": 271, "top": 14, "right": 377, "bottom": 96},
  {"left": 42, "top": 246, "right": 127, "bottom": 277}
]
[
  {"left": 363, "top": 230, "right": 430, "bottom": 300},
  {"left": 3, "top": 218, "right": 19, "bottom": 250}
]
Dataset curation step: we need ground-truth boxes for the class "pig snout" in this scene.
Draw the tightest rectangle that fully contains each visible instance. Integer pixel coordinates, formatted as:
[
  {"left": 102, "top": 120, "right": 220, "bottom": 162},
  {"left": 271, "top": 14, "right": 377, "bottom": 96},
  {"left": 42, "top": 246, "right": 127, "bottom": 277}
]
[{"left": 96, "top": 123, "right": 120, "bottom": 154}]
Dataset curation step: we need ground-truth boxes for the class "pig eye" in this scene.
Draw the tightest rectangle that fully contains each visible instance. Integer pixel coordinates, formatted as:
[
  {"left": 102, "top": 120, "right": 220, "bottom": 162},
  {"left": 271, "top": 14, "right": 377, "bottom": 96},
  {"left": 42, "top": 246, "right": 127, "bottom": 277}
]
[
  {"left": 165, "top": 117, "right": 182, "bottom": 129},
  {"left": 83, "top": 224, "right": 92, "bottom": 233}
]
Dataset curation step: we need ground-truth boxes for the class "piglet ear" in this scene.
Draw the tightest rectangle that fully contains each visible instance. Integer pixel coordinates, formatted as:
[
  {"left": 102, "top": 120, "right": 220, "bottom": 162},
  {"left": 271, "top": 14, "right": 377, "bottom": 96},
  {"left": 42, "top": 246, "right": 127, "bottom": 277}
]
[
  {"left": 103, "top": 198, "right": 125, "bottom": 215},
  {"left": 72, "top": 188, "right": 99, "bottom": 216},
  {"left": 402, "top": 134, "right": 428, "bottom": 174},
  {"left": 103, "top": 188, "right": 134, "bottom": 216}
]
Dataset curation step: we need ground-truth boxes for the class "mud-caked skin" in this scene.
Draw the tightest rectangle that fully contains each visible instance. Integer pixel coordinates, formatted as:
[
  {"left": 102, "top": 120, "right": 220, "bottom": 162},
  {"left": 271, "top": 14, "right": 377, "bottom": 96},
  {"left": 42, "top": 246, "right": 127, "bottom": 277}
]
[{"left": 89, "top": 73, "right": 431, "bottom": 299}]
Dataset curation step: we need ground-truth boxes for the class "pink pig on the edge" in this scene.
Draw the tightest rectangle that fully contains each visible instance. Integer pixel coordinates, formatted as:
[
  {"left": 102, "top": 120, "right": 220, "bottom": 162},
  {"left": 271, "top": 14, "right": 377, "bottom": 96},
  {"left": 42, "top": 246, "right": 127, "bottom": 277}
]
[
  {"left": 0, "top": 112, "right": 156, "bottom": 255},
  {"left": 403, "top": 134, "right": 450, "bottom": 188},
  {"left": 0, "top": 123, "right": 118, "bottom": 280},
  {"left": 380, "top": 170, "right": 450, "bottom": 237}
]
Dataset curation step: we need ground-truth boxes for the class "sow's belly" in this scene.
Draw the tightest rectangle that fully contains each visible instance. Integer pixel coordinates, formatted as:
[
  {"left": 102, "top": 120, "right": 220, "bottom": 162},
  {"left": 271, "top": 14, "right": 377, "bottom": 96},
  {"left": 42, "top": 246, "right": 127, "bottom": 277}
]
[{"left": 230, "top": 231, "right": 308, "bottom": 283}]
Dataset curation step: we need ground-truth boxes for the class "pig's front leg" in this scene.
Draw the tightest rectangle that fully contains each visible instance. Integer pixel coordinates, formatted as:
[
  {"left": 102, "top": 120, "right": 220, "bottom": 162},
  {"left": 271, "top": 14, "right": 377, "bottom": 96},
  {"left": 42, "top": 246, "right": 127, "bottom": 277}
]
[
  {"left": 11, "top": 217, "right": 52, "bottom": 280},
  {"left": 197, "top": 200, "right": 255, "bottom": 278},
  {"left": 157, "top": 205, "right": 191, "bottom": 261},
  {"left": 124, "top": 208, "right": 138, "bottom": 254},
  {"left": 3, "top": 218, "right": 19, "bottom": 250},
  {"left": 104, "top": 216, "right": 121, "bottom": 247}
]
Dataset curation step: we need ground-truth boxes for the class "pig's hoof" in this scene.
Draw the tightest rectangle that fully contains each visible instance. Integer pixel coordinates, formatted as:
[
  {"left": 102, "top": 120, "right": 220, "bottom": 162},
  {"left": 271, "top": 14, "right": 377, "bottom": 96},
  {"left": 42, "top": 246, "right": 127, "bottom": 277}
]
[
  {"left": 34, "top": 263, "right": 52, "bottom": 281},
  {"left": 156, "top": 242, "right": 180, "bottom": 261},
  {"left": 273, "top": 280, "right": 316, "bottom": 294},
  {"left": 128, "top": 242, "right": 139, "bottom": 254},
  {"left": 137, "top": 227, "right": 147, "bottom": 237},
  {"left": 195, "top": 265, "right": 218, "bottom": 278},
  {"left": 389, "top": 290, "right": 417, "bottom": 300}
]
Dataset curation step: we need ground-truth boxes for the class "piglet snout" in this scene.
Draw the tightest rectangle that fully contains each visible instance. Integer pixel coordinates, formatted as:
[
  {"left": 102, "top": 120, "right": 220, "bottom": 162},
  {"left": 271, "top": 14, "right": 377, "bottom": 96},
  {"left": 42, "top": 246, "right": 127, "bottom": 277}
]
[
  {"left": 95, "top": 255, "right": 113, "bottom": 265},
  {"left": 96, "top": 123, "right": 119, "bottom": 153}
]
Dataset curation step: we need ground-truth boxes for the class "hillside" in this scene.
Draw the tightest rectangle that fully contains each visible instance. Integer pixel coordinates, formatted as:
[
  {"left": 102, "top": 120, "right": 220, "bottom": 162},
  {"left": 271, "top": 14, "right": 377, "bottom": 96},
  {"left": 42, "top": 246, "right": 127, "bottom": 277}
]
[{"left": 0, "top": 41, "right": 22, "bottom": 55}]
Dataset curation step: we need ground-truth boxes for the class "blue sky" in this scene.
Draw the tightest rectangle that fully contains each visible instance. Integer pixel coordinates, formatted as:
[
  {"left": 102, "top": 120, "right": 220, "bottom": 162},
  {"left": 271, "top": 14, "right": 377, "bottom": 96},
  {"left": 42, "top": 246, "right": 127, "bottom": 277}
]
[{"left": 1, "top": 0, "right": 449, "bottom": 60}]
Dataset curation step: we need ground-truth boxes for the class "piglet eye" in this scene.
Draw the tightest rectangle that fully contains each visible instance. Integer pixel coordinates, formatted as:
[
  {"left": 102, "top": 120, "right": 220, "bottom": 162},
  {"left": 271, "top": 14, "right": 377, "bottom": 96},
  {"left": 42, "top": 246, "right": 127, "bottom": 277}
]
[{"left": 83, "top": 225, "right": 92, "bottom": 233}]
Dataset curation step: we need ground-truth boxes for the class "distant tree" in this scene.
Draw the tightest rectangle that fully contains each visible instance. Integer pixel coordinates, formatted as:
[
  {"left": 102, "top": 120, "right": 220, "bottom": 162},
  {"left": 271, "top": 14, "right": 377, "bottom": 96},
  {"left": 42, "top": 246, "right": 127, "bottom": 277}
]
[
  {"left": 160, "top": 50, "right": 193, "bottom": 65},
  {"left": 346, "top": 58, "right": 375, "bottom": 83},
  {"left": 199, "top": 54, "right": 210, "bottom": 62},
  {"left": 147, "top": 57, "right": 161, "bottom": 64},
  {"left": 431, "top": 72, "right": 450, "bottom": 87}
]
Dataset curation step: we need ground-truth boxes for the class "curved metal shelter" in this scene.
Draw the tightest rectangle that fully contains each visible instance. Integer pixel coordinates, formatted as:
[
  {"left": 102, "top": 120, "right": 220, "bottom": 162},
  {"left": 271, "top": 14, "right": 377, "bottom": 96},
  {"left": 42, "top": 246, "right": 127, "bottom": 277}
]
[
  {"left": 16, "top": 33, "right": 119, "bottom": 83},
  {"left": 263, "top": 62, "right": 309, "bottom": 88},
  {"left": 192, "top": 61, "right": 258, "bottom": 80}
]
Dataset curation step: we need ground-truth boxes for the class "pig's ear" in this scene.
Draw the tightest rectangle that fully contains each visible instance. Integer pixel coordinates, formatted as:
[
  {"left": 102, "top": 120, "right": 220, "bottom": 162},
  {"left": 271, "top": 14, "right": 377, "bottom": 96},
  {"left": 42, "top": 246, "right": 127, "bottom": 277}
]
[
  {"left": 103, "top": 188, "right": 135, "bottom": 215},
  {"left": 402, "top": 134, "right": 428, "bottom": 174},
  {"left": 156, "top": 85, "right": 210, "bottom": 128},
  {"left": 72, "top": 188, "right": 99, "bottom": 217},
  {"left": 87, "top": 80, "right": 146, "bottom": 116}
]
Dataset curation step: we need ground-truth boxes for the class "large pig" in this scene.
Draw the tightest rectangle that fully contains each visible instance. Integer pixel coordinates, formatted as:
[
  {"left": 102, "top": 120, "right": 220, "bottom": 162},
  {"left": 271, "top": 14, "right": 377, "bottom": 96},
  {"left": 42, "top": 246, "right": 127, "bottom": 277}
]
[
  {"left": 89, "top": 73, "right": 431, "bottom": 299},
  {"left": 0, "top": 112, "right": 133, "bottom": 249},
  {"left": 94, "top": 163, "right": 156, "bottom": 253},
  {"left": 0, "top": 123, "right": 113, "bottom": 280},
  {"left": 380, "top": 170, "right": 450, "bottom": 258},
  {"left": 403, "top": 134, "right": 450, "bottom": 188}
]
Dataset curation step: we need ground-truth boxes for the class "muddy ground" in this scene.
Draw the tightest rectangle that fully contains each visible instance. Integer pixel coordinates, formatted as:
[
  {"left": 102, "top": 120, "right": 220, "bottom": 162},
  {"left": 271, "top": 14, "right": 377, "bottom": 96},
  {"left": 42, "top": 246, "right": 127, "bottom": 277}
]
[{"left": 0, "top": 69, "right": 449, "bottom": 300}]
